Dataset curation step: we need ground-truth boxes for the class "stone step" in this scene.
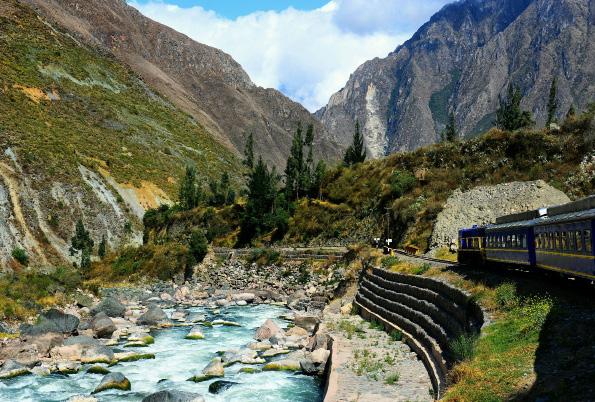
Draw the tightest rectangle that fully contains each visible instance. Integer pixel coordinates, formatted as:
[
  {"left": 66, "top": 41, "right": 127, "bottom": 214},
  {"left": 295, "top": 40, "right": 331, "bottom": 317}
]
[
  {"left": 361, "top": 276, "right": 464, "bottom": 339},
  {"left": 358, "top": 285, "right": 450, "bottom": 354}
]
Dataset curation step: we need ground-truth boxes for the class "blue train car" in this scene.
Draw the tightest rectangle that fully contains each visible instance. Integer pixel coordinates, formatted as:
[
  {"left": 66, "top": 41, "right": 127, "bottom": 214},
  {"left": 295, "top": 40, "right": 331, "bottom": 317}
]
[
  {"left": 485, "top": 219, "right": 539, "bottom": 266},
  {"left": 534, "top": 208, "right": 595, "bottom": 281},
  {"left": 457, "top": 226, "right": 486, "bottom": 265}
]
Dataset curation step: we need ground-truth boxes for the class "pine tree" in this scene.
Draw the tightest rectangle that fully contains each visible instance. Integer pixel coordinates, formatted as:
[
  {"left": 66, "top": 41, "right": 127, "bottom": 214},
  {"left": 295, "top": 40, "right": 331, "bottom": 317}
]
[
  {"left": 442, "top": 111, "right": 457, "bottom": 142},
  {"left": 98, "top": 235, "right": 107, "bottom": 259},
  {"left": 69, "top": 219, "right": 94, "bottom": 270},
  {"left": 495, "top": 84, "right": 534, "bottom": 131},
  {"left": 243, "top": 133, "right": 254, "bottom": 170},
  {"left": 311, "top": 160, "right": 327, "bottom": 199},
  {"left": 343, "top": 120, "right": 366, "bottom": 166},
  {"left": 179, "top": 165, "right": 201, "bottom": 210},
  {"left": 240, "top": 156, "right": 277, "bottom": 243},
  {"left": 546, "top": 77, "right": 558, "bottom": 127},
  {"left": 285, "top": 123, "right": 304, "bottom": 201},
  {"left": 301, "top": 124, "right": 315, "bottom": 197}
]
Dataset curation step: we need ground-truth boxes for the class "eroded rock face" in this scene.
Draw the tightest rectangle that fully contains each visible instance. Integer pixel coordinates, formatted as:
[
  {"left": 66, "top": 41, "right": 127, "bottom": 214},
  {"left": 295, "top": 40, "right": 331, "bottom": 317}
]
[
  {"left": 430, "top": 180, "right": 570, "bottom": 250},
  {"left": 318, "top": 0, "right": 594, "bottom": 157},
  {"left": 294, "top": 315, "right": 320, "bottom": 333}
]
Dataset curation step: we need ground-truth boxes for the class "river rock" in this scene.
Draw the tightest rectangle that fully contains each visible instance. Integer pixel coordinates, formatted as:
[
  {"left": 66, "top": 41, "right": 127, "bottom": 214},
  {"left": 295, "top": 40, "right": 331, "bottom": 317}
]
[
  {"left": 142, "top": 390, "right": 204, "bottom": 402},
  {"left": 171, "top": 310, "right": 187, "bottom": 322},
  {"left": 187, "top": 313, "right": 206, "bottom": 323},
  {"left": 263, "top": 358, "right": 301, "bottom": 372},
  {"left": 306, "top": 333, "right": 330, "bottom": 351},
  {"left": 185, "top": 326, "right": 204, "bottom": 340},
  {"left": 91, "top": 297, "right": 126, "bottom": 318},
  {"left": 56, "top": 361, "right": 81, "bottom": 374},
  {"left": 92, "top": 372, "right": 131, "bottom": 394},
  {"left": 286, "top": 326, "right": 308, "bottom": 337},
  {"left": 30, "top": 333, "right": 64, "bottom": 355},
  {"left": 255, "top": 319, "right": 282, "bottom": 341},
  {"left": 74, "top": 292, "right": 94, "bottom": 308},
  {"left": 231, "top": 293, "right": 255, "bottom": 303},
  {"left": 137, "top": 305, "right": 168, "bottom": 326},
  {"left": 294, "top": 314, "right": 320, "bottom": 333},
  {"left": 208, "top": 380, "right": 238, "bottom": 394},
  {"left": 0, "top": 360, "right": 30, "bottom": 379},
  {"left": 188, "top": 358, "right": 224, "bottom": 382},
  {"left": 67, "top": 396, "right": 98, "bottom": 402},
  {"left": 91, "top": 312, "right": 116, "bottom": 339},
  {"left": 247, "top": 341, "right": 271, "bottom": 351},
  {"left": 20, "top": 309, "right": 80, "bottom": 336}
]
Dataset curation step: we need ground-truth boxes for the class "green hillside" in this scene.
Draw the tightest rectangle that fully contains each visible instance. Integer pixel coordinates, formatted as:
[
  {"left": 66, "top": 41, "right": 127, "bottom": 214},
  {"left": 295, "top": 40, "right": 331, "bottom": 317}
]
[{"left": 0, "top": 0, "right": 239, "bottom": 196}]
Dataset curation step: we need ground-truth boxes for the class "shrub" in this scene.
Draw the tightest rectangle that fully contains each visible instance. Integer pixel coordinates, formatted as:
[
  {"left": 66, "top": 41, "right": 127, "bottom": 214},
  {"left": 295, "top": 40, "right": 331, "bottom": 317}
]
[
  {"left": 390, "top": 170, "right": 416, "bottom": 198},
  {"left": 189, "top": 230, "right": 208, "bottom": 264},
  {"left": 248, "top": 248, "right": 281, "bottom": 266},
  {"left": 495, "top": 283, "right": 518, "bottom": 311},
  {"left": 390, "top": 330, "right": 403, "bottom": 342},
  {"left": 11, "top": 248, "right": 29, "bottom": 266},
  {"left": 381, "top": 256, "right": 400, "bottom": 268},
  {"left": 449, "top": 334, "right": 478, "bottom": 362},
  {"left": 412, "top": 263, "right": 431, "bottom": 275},
  {"left": 385, "top": 372, "right": 400, "bottom": 385}
]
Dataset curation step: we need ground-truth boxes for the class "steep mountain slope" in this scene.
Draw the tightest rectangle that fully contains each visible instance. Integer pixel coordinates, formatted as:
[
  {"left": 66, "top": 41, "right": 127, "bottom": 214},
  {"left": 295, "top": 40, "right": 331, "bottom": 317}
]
[
  {"left": 317, "top": 0, "right": 594, "bottom": 158},
  {"left": 0, "top": 0, "right": 240, "bottom": 268},
  {"left": 23, "top": 0, "right": 341, "bottom": 168}
]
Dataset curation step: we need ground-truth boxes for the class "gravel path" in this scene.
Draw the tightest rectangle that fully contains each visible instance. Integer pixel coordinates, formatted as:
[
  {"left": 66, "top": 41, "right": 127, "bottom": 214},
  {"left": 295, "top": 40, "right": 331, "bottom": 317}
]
[{"left": 322, "top": 298, "right": 432, "bottom": 402}]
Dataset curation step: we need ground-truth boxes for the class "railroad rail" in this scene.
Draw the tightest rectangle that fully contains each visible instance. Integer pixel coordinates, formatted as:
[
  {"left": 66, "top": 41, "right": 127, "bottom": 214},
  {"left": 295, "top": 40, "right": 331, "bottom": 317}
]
[{"left": 385, "top": 248, "right": 459, "bottom": 267}]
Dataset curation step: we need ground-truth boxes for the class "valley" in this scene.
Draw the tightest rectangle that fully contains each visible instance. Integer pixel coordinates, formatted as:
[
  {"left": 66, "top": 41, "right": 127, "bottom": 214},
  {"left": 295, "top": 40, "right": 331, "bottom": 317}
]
[{"left": 0, "top": 0, "right": 593, "bottom": 401}]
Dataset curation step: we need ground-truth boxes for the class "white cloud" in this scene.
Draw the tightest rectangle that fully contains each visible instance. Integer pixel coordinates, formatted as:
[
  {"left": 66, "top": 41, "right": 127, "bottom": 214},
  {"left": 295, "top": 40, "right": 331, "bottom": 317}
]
[{"left": 129, "top": 1, "right": 448, "bottom": 111}]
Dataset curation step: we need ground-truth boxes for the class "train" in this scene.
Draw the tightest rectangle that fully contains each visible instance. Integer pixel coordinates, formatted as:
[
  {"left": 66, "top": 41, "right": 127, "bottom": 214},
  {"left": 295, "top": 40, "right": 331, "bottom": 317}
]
[{"left": 458, "top": 195, "right": 595, "bottom": 281}]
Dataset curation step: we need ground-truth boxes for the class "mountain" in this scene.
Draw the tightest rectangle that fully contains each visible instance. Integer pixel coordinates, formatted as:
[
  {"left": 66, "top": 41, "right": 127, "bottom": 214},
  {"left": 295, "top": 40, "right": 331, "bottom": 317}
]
[
  {"left": 23, "top": 0, "right": 340, "bottom": 168},
  {"left": 317, "top": 0, "right": 595, "bottom": 158},
  {"left": 0, "top": 0, "right": 240, "bottom": 268}
]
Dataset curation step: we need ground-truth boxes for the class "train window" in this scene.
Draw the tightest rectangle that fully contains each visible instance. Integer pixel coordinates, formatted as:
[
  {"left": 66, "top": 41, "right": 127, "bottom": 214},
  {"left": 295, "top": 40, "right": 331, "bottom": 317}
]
[
  {"left": 549, "top": 232, "right": 554, "bottom": 250},
  {"left": 576, "top": 231, "right": 583, "bottom": 251},
  {"left": 585, "top": 230, "right": 591, "bottom": 253},
  {"left": 511, "top": 235, "right": 516, "bottom": 248},
  {"left": 555, "top": 232, "right": 560, "bottom": 250},
  {"left": 522, "top": 234, "right": 527, "bottom": 248},
  {"left": 569, "top": 232, "right": 576, "bottom": 251}
]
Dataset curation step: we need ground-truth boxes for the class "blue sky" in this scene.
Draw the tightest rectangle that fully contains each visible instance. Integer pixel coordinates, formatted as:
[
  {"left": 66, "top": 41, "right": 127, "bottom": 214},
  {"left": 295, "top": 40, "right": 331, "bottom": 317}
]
[
  {"left": 133, "top": 0, "right": 329, "bottom": 19},
  {"left": 130, "top": 0, "right": 451, "bottom": 111}
]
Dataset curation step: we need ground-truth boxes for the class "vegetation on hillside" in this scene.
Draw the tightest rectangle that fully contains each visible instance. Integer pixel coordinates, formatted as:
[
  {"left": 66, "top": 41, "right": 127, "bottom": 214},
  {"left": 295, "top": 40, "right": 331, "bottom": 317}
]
[{"left": 0, "top": 0, "right": 239, "bottom": 196}]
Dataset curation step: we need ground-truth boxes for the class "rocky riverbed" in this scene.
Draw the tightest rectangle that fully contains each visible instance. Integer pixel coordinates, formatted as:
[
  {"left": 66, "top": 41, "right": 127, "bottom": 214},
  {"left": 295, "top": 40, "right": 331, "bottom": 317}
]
[{"left": 0, "top": 254, "right": 344, "bottom": 401}]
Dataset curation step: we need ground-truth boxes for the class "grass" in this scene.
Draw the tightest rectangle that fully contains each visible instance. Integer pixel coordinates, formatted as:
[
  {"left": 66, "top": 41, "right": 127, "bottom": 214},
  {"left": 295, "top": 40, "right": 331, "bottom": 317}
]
[
  {"left": 385, "top": 372, "right": 400, "bottom": 385},
  {"left": 0, "top": 0, "right": 240, "bottom": 209}
]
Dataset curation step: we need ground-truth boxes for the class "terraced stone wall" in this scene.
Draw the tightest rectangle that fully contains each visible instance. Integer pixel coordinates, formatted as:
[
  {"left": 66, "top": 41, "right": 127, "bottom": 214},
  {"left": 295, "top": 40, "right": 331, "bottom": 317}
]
[{"left": 354, "top": 267, "right": 484, "bottom": 398}]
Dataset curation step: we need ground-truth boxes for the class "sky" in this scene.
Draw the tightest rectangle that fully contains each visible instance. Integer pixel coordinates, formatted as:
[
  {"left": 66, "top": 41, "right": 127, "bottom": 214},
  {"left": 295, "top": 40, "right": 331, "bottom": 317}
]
[{"left": 129, "top": 0, "right": 452, "bottom": 111}]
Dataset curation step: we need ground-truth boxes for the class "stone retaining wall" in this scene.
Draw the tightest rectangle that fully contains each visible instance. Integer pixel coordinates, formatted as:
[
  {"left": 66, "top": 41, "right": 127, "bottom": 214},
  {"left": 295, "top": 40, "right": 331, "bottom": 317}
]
[{"left": 354, "top": 267, "right": 484, "bottom": 399}]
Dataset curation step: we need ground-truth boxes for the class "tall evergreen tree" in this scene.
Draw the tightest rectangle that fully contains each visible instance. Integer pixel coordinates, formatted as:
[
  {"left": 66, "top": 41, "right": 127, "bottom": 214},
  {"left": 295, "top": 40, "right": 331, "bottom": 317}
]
[
  {"left": 98, "top": 235, "right": 107, "bottom": 259},
  {"left": 495, "top": 84, "right": 534, "bottom": 131},
  {"left": 240, "top": 157, "right": 277, "bottom": 242},
  {"left": 343, "top": 120, "right": 366, "bottom": 166},
  {"left": 546, "top": 77, "right": 558, "bottom": 127},
  {"left": 302, "top": 124, "right": 315, "bottom": 197},
  {"left": 285, "top": 123, "right": 304, "bottom": 201},
  {"left": 243, "top": 133, "right": 254, "bottom": 170},
  {"left": 311, "top": 160, "right": 327, "bottom": 199},
  {"left": 178, "top": 165, "right": 202, "bottom": 210},
  {"left": 442, "top": 111, "right": 457, "bottom": 142},
  {"left": 69, "top": 219, "right": 94, "bottom": 270}
]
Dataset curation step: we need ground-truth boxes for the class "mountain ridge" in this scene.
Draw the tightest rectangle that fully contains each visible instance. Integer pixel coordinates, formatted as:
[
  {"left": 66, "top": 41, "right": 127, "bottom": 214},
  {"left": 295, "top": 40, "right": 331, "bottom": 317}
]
[
  {"left": 23, "top": 0, "right": 341, "bottom": 168},
  {"left": 318, "top": 0, "right": 594, "bottom": 158}
]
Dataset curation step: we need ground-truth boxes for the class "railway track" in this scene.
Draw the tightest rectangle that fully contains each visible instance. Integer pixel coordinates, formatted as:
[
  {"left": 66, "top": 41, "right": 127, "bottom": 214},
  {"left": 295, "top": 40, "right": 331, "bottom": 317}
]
[{"left": 386, "top": 248, "right": 459, "bottom": 267}]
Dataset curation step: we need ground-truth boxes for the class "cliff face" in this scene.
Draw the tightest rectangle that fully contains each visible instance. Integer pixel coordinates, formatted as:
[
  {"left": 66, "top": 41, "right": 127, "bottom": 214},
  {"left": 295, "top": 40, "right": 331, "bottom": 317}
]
[
  {"left": 317, "top": 0, "right": 595, "bottom": 158},
  {"left": 23, "top": 0, "right": 341, "bottom": 168}
]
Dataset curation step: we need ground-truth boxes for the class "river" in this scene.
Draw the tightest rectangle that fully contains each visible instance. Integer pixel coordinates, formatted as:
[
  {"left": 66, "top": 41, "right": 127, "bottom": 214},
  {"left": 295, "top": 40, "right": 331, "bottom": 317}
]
[{"left": 0, "top": 304, "right": 323, "bottom": 401}]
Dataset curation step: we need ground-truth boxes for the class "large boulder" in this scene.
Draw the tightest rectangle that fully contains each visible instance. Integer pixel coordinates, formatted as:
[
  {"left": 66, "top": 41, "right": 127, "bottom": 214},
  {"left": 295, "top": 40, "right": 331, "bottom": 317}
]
[
  {"left": 20, "top": 309, "right": 79, "bottom": 336},
  {"left": 91, "top": 312, "right": 116, "bottom": 339},
  {"left": 208, "top": 380, "right": 238, "bottom": 394},
  {"left": 254, "top": 319, "right": 282, "bottom": 341},
  {"left": 294, "top": 314, "right": 320, "bottom": 333},
  {"left": 185, "top": 326, "right": 204, "bottom": 340},
  {"left": 0, "top": 360, "right": 30, "bottom": 379},
  {"left": 231, "top": 293, "right": 255, "bottom": 303},
  {"left": 0, "top": 342, "right": 40, "bottom": 367},
  {"left": 137, "top": 305, "right": 168, "bottom": 326},
  {"left": 188, "top": 358, "right": 224, "bottom": 382},
  {"left": 91, "top": 297, "right": 126, "bottom": 318},
  {"left": 142, "top": 390, "right": 204, "bottom": 402},
  {"left": 92, "top": 372, "right": 131, "bottom": 394},
  {"left": 30, "top": 333, "right": 64, "bottom": 355}
]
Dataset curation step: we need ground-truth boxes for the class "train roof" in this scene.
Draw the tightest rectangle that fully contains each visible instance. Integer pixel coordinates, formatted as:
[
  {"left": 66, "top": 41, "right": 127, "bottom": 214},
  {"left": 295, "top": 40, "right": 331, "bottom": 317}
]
[
  {"left": 486, "top": 216, "right": 547, "bottom": 231},
  {"left": 495, "top": 209, "right": 541, "bottom": 225},
  {"left": 547, "top": 195, "right": 595, "bottom": 217},
  {"left": 535, "top": 207, "right": 595, "bottom": 226}
]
